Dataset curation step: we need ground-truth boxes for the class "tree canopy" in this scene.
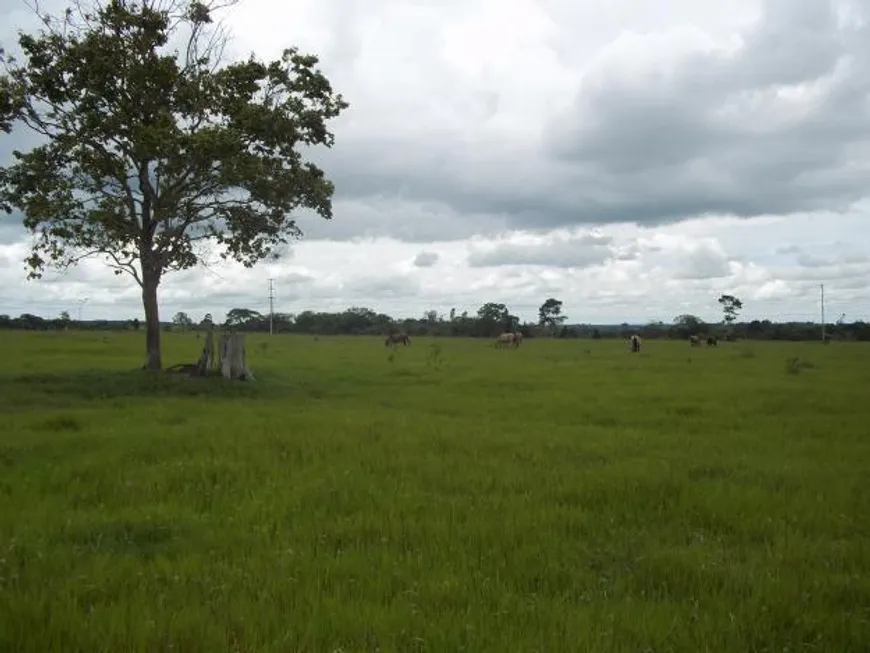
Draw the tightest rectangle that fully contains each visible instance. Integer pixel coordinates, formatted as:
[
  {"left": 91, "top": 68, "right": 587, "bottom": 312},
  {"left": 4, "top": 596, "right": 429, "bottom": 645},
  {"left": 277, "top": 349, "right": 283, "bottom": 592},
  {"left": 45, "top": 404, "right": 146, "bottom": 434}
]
[
  {"left": 476, "top": 302, "right": 518, "bottom": 333},
  {"left": 0, "top": 0, "right": 348, "bottom": 369},
  {"left": 538, "top": 297, "right": 566, "bottom": 330},
  {"left": 718, "top": 294, "right": 743, "bottom": 325}
]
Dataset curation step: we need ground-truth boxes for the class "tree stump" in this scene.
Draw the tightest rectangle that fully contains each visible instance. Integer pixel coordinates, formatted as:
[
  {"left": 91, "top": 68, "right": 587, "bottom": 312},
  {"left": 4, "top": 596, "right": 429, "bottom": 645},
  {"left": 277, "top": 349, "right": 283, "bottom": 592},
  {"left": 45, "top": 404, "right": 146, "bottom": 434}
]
[
  {"left": 195, "top": 329, "right": 216, "bottom": 376},
  {"left": 218, "top": 332, "right": 255, "bottom": 381}
]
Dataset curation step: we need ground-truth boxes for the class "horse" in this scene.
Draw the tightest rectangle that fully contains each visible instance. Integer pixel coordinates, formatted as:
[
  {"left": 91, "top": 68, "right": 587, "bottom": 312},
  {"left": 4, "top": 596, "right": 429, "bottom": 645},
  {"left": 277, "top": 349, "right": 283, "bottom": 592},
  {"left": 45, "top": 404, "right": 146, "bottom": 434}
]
[
  {"left": 706, "top": 335, "right": 718, "bottom": 347},
  {"left": 495, "top": 332, "right": 521, "bottom": 348},
  {"left": 630, "top": 334, "right": 642, "bottom": 353},
  {"left": 385, "top": 332, "right": 410, "bottom": 347},
  {"left": 689, "top": 335, "right": 701, "bottom": 346}
]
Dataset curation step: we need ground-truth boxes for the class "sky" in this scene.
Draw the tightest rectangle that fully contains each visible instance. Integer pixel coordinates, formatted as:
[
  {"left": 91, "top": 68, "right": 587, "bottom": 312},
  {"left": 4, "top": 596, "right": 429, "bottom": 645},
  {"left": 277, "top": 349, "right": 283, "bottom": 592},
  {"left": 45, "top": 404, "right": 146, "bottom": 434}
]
[{"left": 1, "top": 0, "right": 869, "bottom": 325}]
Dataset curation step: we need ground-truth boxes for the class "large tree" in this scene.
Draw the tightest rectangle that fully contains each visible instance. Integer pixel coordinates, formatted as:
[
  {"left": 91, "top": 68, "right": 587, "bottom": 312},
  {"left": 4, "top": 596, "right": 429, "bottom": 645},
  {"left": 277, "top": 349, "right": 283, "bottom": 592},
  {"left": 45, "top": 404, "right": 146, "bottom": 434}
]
[
  {"left": 538, "top": 297, "right": 566, "bottom": 332},
  {"left": 0, "top": 0, "right": 348, "bottom": 369},
  {"left": 224, "top": 307, "right": 262, "bottom": 327},
  {"left": 718, "top": 294, "right": 743, "bottom": 325}
]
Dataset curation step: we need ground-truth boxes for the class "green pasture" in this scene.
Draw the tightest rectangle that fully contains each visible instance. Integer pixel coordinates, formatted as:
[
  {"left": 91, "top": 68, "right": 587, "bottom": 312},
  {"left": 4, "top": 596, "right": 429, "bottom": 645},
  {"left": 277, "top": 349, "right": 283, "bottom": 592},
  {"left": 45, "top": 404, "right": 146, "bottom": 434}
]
[{"left": 1, "top": 330, "right": 868, "bottom": 652}]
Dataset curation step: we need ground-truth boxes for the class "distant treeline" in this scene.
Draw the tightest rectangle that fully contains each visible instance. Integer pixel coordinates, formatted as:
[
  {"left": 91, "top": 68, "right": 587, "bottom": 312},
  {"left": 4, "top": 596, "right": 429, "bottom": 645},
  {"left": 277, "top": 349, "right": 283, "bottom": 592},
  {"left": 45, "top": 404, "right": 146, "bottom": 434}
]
[{"left": 2, "top": 308, "right": 868, "bottom": 342}]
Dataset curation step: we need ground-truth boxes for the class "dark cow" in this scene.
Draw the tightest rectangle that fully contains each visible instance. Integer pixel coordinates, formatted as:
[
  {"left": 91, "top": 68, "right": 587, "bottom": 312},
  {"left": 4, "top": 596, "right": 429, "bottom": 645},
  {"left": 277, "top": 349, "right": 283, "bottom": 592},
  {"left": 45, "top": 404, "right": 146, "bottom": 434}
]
[{"left": 706, "top": 335, "right": 718, "bottom": 347}]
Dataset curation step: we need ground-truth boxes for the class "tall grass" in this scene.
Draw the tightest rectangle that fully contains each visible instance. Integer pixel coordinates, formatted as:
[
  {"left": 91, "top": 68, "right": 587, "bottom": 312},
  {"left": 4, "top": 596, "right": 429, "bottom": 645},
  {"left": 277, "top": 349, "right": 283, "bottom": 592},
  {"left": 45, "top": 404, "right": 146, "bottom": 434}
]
[{"left": 1, "top": 331, "right": 868, "bottom": 652}]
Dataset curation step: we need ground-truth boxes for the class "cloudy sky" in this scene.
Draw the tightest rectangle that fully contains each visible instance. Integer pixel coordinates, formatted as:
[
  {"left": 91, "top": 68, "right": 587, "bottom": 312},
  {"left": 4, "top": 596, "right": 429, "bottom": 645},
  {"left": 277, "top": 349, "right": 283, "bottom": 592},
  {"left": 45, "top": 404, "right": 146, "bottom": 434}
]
[{"left": 1, "top": 0, "right": 869, "bottom": 324}]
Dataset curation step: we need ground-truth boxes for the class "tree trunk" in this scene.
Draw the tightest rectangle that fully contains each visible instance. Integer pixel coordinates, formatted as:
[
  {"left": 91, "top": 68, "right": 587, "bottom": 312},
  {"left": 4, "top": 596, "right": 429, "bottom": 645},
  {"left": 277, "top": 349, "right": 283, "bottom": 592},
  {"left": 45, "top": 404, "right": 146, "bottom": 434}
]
[
  {"left": 195, "top": 328, "right": 215, "bottom": 376},
  {"left": 218, "top": 332, "right": 254, "bottom": 380},
  {"left": 142, "top": 277, "right": 162, "bottom": 371}
]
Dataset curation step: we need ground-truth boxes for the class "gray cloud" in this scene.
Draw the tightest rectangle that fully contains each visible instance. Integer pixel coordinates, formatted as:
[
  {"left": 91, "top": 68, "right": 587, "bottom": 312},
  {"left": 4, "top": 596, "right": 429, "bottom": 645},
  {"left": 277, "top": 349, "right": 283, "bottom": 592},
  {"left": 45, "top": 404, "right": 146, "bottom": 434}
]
[
  {"left": 776, "top": 259, "right": 870, "bottom": 282},
  {"left": 467, "top": 233, "right": 613, "bottom": 268},
  {"left": 342, "top": 274, "right": 420, "bottom": 299},
  {"left": 0, "top": 213, "right": 28, "bottom": 245},
  {"left": 412, "top": 251, "right": 439, "bottom": 267},
  {"left": 842, "top": 253, "right": 869, "bottom": 264},
  {"left": 303, "top": 0, "right": 870, "bottom": 241},
  {"left": 0, "top": 228, "right": 23, "bottom": 249},
  {"left": 272, "top": 270, "right": 311, "bottom": 283},
  {"left": 780, "top": 249, "right": 869, "bottom": 269},
  {"left": 4, "top": 0, "right": 869, "bottom": 248},
  {"left": 796, "top": 253, "right": 833, "bottom": 268},
  {"left": 672, "top": 244, "right": 731, "bottom": 280},
  {"left": 832, "top": 276, "right": 870, "bottom": 291},
  {"left": 293, "top": 198, "right": 509, "bottom": 243},
  {"left": 538, "top": 0, "right": 870, "bottom": 226},
  {"left": 776, "top": 244, "right": 802, "bottom": 255}
]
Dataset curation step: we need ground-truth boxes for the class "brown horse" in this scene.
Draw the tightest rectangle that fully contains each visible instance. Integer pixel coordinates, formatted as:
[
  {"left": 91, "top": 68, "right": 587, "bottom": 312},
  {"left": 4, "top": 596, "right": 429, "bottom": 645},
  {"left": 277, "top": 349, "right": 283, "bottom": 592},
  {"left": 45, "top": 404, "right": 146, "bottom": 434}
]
[
  {"left": 385, "top": 332, "right": 410, "bottom": 347},
  {"left": 630, "top": 334, "right": 642, "bottom": 353},
  {"left": 495, "top": 332, "right": 521, "bottom": 348}
]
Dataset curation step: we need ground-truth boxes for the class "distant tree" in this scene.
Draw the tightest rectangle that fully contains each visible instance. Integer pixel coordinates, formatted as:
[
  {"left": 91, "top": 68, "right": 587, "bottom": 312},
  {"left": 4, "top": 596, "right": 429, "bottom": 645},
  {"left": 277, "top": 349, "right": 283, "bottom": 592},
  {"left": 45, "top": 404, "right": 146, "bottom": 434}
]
[
  {"left": 273, "top": 312, "right": 294, "bottom": 331},
  {"left": 423, "top": 309, "right": 438, "bottom": 324},
  {"left": 477, "top": 302, "right": 508, "bottom": 324},
  {"left": 339, "top": 306, "right": 379, "bottom": 334},
  {"left": 0, "top": 0, "right": 348, "bottom": 370},
  {"left": 476, "top": 302, "right": 511, "bottom": 336},
  {"left": 538, "top": 298, "right": 566, "bottom": 333},
  {"left": 673, "top": 314, "right": 705, "bottom": 338},
  {"left": 172, "top": 311, "right": 193, "bottom": 330},
  {"left": 225, "top": 308, "right": 262, "bottom": 327},
  {"left": 58, "top": 310, "right": 71, "bottom": 327},
  {"left": 718, "top": 294, "right": 743, "bottom": 325},
  {"left": 18, "top": 313, "right": 46, "bottom": 330},
  {"left": 674, "top": 314, "right": 704, "bottom": 328},
  {"left": 449, "top": 307, "right": 456, "bottom": 321}
]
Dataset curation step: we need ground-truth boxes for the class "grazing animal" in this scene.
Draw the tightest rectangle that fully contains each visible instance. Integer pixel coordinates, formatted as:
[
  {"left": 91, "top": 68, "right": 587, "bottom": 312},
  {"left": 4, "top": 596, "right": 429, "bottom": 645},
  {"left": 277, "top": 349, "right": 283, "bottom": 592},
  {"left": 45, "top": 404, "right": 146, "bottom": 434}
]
[
  {"left": 385, "top": 332, "right": 410, "bottom": 347},
  {"left": 630, "top": 334, "right": 642, "bottom": 353},
  {"left": 495, "top": 332, "right": 521, "bottom": 348},
  {"left": 707, "top": 335, "right": 718, "bottom": 347},
  {"left": 689, "top": 335, "right": 701, "bottom": 346}
]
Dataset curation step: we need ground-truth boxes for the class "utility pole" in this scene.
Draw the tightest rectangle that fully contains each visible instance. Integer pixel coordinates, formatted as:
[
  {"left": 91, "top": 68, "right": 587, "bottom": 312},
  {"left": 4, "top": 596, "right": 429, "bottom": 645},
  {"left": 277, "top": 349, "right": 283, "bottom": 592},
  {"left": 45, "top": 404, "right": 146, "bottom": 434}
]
[
  {"left": 820, "top": 283, "right": 826, "bottom": 342},
  {"left": 268, "top": 278, "right": 275, "bottom": 335},
  {"left": 77, "top": 297, "right": 89, "bottom": 322}
]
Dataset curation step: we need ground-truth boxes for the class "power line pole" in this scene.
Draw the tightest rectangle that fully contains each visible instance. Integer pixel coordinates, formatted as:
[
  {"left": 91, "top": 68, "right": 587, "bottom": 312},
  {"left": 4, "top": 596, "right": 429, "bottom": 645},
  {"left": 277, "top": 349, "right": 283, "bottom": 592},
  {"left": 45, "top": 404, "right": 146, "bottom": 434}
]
[
  {"left": 820, "top": 283, "right": 826, "bottom": 342},
  {"left": 268, "top": 278, "right": 275, "bottom": 335},
  {"left": 77, "top": 297, "right": 89, "bottom": 322}
]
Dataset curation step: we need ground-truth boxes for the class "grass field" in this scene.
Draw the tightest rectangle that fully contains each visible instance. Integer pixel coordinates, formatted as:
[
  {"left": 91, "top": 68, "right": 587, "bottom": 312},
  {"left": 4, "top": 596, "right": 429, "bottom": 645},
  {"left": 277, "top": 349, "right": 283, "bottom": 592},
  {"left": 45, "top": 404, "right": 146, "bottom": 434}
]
[{"left": 1, "top": 330, "right": 869, "bottom": 652}]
